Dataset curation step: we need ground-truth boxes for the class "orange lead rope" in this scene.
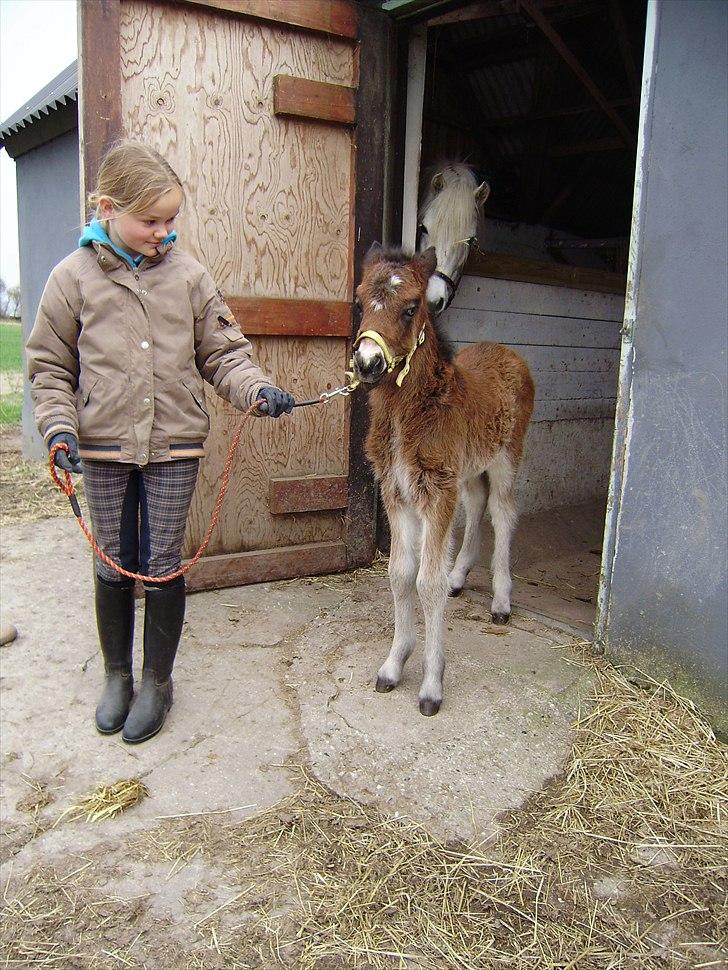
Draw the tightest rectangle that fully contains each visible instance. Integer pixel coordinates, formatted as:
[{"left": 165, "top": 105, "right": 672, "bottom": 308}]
[{"left": 48, "top": 399, "right": 264, "bottom": 585}]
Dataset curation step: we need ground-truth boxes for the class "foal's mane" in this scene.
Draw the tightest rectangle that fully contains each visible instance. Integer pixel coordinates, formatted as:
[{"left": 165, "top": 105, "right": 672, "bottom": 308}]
[
  {"left": 369, "top": 247, "right": 455, "bottom": 363},
  {"left": 417, "top": 162, "right": 480, "bottom": 242}
]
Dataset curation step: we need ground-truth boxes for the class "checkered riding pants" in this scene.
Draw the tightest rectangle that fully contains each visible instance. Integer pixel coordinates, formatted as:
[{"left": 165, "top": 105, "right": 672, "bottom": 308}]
[{"left": 81, "top": 459, "right": 199, "bottom": 585}]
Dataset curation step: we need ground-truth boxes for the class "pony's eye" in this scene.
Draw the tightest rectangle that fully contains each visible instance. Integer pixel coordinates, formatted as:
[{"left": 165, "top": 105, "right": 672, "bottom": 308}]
[
  {"left": 354, "top": 299, "right": 362, "bottom": 315},
  {"left": 404, "top": 305, "right": 417, "bottom": 318}
]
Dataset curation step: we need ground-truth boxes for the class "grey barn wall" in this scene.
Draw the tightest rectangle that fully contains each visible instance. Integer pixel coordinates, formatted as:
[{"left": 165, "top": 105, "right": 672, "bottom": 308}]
[
  {"left": 18, "top": 128, "right": 81, "bottom": 459},
  {"left": 599, "top": 0, "right": 728, "bottom": 734},
  {"left": 442, "top": 275, "right": 623, "bottom": 514}
]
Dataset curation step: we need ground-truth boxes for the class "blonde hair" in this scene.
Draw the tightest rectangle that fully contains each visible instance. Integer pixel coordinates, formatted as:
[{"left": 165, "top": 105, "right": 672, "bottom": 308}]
[{"left": 88, "top": 140, "right": 184, "bottom": 219}]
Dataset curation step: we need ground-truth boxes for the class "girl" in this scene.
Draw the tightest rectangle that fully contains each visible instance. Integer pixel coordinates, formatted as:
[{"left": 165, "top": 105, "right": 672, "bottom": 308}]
[{"left": 26, "top": 141, "right": 295, "bottom": 744}]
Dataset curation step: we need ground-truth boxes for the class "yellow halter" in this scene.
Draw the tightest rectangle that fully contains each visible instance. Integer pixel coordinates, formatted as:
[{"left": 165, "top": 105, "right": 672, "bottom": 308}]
[{"left": 348, "top": 323, "right": 426, "bottom": 389}]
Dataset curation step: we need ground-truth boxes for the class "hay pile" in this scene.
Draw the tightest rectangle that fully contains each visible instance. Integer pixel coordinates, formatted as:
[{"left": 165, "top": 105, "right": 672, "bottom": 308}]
[
  {"left": 2, "top": 663, "right": 726, "bottom": 969},
  {"left": 135, "top": 663, "right": 727, "bottom": 969}
]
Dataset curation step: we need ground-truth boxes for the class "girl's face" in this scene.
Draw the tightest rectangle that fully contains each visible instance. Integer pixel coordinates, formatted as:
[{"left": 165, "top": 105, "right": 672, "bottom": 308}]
[{"left": 99, "top": 187, "right": 183, "bottom": 259}]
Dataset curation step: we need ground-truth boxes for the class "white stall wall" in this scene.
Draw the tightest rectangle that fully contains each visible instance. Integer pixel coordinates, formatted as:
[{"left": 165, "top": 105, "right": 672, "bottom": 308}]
[{"left": 443, "top": 275, "right": 624, "bottom": 513}]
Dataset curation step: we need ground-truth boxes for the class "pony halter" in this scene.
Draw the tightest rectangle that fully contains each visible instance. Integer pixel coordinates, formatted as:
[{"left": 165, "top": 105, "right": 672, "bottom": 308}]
[{"left": 349, "top": 323, "right": 427, "bottom": 389}]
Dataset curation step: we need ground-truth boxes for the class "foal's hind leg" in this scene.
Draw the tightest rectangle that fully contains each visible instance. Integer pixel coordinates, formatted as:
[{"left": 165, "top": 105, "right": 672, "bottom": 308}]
[
  {"left": 376, "top": 500, "right": 421, "bottom": 693},
  {"left": 486, "top": 451, "right": 518, "bottom": 624},
  {"left": 448, "top": 473, "right": 488, "bottom": 596}
]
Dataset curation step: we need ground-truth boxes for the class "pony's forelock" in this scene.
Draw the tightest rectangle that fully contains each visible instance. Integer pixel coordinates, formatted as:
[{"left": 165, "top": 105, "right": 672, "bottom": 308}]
[{"left": 418, "top": 163, "right": 480, "bottom": 244}]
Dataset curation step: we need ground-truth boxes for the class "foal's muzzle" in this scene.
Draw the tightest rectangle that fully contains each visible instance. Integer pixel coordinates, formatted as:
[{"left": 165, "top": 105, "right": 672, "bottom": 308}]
[{"left": 352, "top": 344, "right": 387, "bottom": 384}]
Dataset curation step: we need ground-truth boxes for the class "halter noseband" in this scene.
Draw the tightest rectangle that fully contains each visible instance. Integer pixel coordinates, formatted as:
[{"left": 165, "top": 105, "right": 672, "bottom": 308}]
[{"left": 349, "top": 323, "right": 427, "bottom": 389}]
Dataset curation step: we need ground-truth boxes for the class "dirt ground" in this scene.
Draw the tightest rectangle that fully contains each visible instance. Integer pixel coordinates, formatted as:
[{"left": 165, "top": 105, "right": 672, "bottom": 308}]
[{"left": 1, "top": 429, "right": 726, "bottom": 968}]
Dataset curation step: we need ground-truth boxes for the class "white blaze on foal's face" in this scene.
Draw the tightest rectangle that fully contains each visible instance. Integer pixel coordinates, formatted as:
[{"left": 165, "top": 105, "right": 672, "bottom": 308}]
[{"left": 353, "top": 262, "right": 426, "bottom": 384}]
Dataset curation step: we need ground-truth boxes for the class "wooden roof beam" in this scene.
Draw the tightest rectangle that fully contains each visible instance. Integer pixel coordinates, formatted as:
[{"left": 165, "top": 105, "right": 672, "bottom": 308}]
[
  {"left": 427, "top": 0, "right": 586, "bottom": 27},
  {"left": 608, "top": 0, "right": 641, "bottom": 101},
  {"left": 518, "top": 0, "right": 636, "bottom": 149},
  {"left": 479, "top": 97, "right": 635, "bottom": 129}
]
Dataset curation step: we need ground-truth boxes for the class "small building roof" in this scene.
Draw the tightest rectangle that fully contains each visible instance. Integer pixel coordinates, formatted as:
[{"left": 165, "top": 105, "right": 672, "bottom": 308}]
[{"left": 0, "top": 61, "right": 78, "bottom": 159}]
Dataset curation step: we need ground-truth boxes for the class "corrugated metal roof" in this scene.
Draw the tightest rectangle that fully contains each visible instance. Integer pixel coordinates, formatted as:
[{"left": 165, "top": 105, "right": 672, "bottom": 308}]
[{"left": 0, "top": 60, "right": 78, "bottom": 141}]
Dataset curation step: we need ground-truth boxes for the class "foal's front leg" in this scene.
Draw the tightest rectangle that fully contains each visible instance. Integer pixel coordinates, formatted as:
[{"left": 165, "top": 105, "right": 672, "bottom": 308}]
[
  {"left": 417, "top": 492, "right": 456, "bottom": 716},
  {"left": 376, "top": 500, "right": 421, "bottom": 693}
]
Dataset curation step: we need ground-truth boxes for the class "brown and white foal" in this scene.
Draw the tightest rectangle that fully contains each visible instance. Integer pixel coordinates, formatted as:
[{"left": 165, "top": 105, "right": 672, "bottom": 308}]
[{"left": 352, "top": 245, "right": 534, "bottom": 716}]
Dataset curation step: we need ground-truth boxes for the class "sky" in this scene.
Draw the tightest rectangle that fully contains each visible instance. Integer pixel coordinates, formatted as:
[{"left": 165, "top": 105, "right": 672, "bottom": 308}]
[{"left": 0, "top": 0, "right": 77, "bottom": 289}]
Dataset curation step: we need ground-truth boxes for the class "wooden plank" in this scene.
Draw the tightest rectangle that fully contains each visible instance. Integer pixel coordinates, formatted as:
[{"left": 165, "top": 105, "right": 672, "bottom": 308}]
[
  {"left": 518, "top": 0, "right": 636, "bottom": 149},
  {"left": 346, "top": 1, "right": 391, "bottom": 569},
  {"left": 273, "top": 75, "right": 355, "bottom": 126},
  {"left": 178, "top": 0, "right": 358, "bottom": 39},
  {"left": 452, "top": 275, "right": 625, "bottom": 319},
  {"left": 402, "top": 24, "right": 427, "bottom": 249},
  {"left": 185, "top": 541, "right": 348, "bottom": 593},
  {"left": 269, "top": 476, "right": 348, "bottom": 514},
  {"left": 532, "top": 397, "right": 617, "bottom": 423},
  {"left": 226, "top": 297, "right": 352, "bottom": 337},
  {"left": 465, "top": 250, "right": 626, "bottom": 294},
  {"left": 445, "top": 309, "right": 622, "bottom": 349},
  {"left": 450, "top": 343, "right": 619, "bottom": 374},
  {"left": 79, "top": 0, "right": 122, "bottom": 206}
]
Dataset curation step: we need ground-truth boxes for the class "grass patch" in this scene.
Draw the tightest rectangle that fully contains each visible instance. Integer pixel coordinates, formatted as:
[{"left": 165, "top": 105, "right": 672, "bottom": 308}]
[
  {"left": 0, "top": 392, "right": 22, "bottom": 424},
  {"left": 0, "top": 320, "right": 23, "bottom": 372}
]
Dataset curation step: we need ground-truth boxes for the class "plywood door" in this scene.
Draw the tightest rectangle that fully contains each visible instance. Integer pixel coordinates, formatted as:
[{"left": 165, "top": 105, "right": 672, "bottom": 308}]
[{"left": 80, "top": 0, "right": 377, "bottom": 591}]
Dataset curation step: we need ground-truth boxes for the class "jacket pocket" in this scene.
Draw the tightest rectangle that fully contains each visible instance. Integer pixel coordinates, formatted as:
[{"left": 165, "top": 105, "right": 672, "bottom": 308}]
[
  {"left": 77, "top": 373, "right": 130, "bottom": 440},
  {"left": 182, "top": 376, "right": 209, "bottom": 420}
]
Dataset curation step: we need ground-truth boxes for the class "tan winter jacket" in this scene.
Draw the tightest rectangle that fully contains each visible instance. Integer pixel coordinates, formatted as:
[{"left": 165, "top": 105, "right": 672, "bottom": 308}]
[{"left": 26, "top": 240, "right": 272, "bottom": 464}]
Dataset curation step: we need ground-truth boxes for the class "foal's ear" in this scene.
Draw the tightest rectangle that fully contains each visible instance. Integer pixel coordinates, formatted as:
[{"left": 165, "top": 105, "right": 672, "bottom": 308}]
[
  {"left": 418, "top": 246, "right": 438, "bottom": 278},
  {"left": 475, "top": 180, "right": 491, "bottom": 207},
  {"left": 432, "top": 172, "right": 445, "bottom": 192},
  {"left": 364, "top": 241, "right": 384, "bottom": 267}
]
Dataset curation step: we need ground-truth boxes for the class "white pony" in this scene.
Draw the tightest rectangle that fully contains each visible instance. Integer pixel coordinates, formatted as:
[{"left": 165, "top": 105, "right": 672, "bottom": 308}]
[{"left": 417, "top": 163, "right": 490, "bottom": 315}]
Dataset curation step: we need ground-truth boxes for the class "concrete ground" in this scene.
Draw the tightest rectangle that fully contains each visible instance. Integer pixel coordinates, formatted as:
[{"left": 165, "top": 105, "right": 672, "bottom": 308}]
[{"left": 0, "top": 504, "right": 600, "bottom": 957}]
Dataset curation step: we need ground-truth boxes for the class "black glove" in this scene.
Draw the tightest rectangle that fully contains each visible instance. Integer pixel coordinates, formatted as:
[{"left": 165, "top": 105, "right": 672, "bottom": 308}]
[
  {"left": 48, "top": 432, "right": 82, "bottom": 473},
  {"left": 255, "top": 386, "right": 295, "bottom": 418}
]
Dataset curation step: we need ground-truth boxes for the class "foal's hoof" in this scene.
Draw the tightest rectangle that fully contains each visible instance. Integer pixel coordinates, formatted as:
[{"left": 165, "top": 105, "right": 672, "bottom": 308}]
[
  {"left": 419, "top": 698, "right": 441, "bottom": 717},
  {"left": 491, "top": 611, "right": 511, "bottom": 625},
  {"left": 375, "top": 677, "right": 397, "bottom": 693},
  {"left": 448, "top": 585, "right": 463, "bottom": 598}
]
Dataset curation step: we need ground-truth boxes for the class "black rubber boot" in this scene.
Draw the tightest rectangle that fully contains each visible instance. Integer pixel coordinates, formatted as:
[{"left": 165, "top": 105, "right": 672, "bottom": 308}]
[
  {"left": 94, "top": 576, "right": 135, "bottom": 734},
  {"left": 122, "top": 578, "right": 185, "bottom": 744}
]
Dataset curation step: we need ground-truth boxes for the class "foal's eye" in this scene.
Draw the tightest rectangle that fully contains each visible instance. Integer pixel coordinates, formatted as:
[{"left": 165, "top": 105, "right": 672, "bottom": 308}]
[{"left": 403, "top": 304, "right": 417, "bottom": 318}]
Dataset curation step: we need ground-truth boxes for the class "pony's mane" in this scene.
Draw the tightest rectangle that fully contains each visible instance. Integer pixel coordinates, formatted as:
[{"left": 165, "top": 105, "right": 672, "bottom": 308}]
[
  {"left": 417, "top": 162, "right": 480, "bottom": 243},
  {"left": 366, "top": 247, "right": 455, "bottom": 363}
]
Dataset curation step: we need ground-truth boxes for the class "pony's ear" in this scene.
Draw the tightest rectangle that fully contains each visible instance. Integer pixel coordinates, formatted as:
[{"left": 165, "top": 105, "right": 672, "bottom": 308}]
[
  {"left": 364, "top": 241, "right": 383, "bottom": 267},
  {"left": 475, "top": 180, "right": 491, "bottom": 207},
  {"left": 431, "top": 172, "right": 445, "bottom": 192},
  {"left": 418, "top": 246, "right": 438, "bottom": 278}
]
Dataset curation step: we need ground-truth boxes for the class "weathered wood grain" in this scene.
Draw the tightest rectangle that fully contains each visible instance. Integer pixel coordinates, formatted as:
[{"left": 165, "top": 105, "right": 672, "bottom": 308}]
[
  {"left": 119, "top": 1, "right": 356, "bottom": 568},
  {"left": 183, "top": 336, "right": 350, "bottom": 556},
  {"left": 120, "top": 1, "right": 354, "bottom": 298}
]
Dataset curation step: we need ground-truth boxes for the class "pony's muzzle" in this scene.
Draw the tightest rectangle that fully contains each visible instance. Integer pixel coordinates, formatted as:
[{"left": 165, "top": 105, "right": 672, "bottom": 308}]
[
  {"left": 426, "top": 273, "right": 453, "bottom": 316},
  {"left": 353, "top": 340, "right": 387, "bottom": 384}
]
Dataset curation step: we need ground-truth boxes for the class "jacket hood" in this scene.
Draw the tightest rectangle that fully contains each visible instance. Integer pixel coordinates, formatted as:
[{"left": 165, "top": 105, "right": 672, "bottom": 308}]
[{"left": 79, "top": 218, "right": 177, "bottom": 269}]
